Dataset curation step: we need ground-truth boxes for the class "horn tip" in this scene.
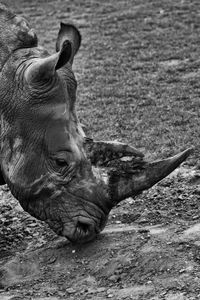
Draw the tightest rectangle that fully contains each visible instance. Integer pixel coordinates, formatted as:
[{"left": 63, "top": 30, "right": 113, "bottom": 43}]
[{"left": 180, "top": 147, "right": 194, "bottom": 160}]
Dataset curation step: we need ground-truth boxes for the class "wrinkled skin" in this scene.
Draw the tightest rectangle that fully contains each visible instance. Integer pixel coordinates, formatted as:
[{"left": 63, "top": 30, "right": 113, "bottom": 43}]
[{"left": 0, "top": 4, "right": 192, "bottom": 243}]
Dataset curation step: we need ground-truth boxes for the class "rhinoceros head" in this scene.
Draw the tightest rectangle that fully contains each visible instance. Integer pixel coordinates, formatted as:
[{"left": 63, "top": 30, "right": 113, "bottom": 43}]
[
  {"left": 0, "top": 5, "right": 192, "bottom": 243},
  {"left": 0, "top": 12, "right": 110, "bottom": 242}
]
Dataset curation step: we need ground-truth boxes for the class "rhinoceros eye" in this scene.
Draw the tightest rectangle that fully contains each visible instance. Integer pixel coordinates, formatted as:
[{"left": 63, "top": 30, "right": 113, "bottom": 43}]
[
  {"left": 55, "top": 158, "right": 68, "bottom": 168},
  {"left": 51, "top": 151, "right": 71, "bottom": 170}
]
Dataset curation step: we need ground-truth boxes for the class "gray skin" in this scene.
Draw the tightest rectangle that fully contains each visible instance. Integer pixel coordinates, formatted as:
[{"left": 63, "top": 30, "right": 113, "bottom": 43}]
[{"left": 0, "top": 4, "right": 192, "bottom": 243}]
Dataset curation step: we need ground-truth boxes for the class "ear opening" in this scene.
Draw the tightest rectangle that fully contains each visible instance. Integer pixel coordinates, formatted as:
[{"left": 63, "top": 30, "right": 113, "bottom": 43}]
[
  {"left": 56, "top": 23, "right": 81, "bottom": 64},
  {"left": 55, "top": 40, "right": 72, "bottom": 70}
]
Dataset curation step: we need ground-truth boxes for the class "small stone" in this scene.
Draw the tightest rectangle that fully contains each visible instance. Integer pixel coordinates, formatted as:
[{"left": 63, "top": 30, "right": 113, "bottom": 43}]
[
  {"left": 179, "top": 269, "right": 186, "bottom": 273},
  {"left": 66, "top": 287, "right": 76, "bottom": 294},
  {"left": 107, "top": 294, "right": 114, "bottom": 298},
  {"left": 160, "top": 291, "right": 167, "bottom": 296},
  {"left": 108, "top": 275, "right": 119, "bottom": 282}
]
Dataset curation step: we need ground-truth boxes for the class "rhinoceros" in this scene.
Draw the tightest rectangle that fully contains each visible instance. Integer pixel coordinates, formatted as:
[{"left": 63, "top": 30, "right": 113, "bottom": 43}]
[{"left": 0, "top": 3, "right": 192, "bottom": 243}]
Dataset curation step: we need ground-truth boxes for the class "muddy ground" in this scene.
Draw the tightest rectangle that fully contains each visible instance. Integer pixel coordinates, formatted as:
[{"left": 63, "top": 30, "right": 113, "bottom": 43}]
[{"left": 1, "top": 0, "right": 200, "bottom": 299}]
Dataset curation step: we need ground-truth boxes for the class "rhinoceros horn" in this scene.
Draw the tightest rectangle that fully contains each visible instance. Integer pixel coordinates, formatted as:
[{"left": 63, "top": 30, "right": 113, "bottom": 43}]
[
  {"left": 107, "top": 148, "right": 192, "bottom": 204},
  {"left": 25, "top": 40, "right": 72, "bottom": 84}
]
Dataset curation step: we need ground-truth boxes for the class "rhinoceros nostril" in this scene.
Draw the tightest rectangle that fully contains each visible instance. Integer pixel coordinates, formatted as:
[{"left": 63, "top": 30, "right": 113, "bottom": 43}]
[{"left": 77, "top": 220, "right": 91, "bottom": 234}]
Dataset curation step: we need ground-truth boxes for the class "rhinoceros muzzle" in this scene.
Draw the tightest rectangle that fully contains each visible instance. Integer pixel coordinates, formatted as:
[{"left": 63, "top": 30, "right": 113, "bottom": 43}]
[
  {"left": 56, "top": 148, "right": 192, "bottom": 243},
  {"left": 59, "top": 187, "right": 109, "bottom": 242},
  {"left": 62, "top": 216, "right": 102, "bottom": 243}
]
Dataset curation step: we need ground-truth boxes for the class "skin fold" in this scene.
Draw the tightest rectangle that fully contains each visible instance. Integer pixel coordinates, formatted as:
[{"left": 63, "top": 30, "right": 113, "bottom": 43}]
[{"left": 0, "top": 3, "right": 192, "bottom": 243}]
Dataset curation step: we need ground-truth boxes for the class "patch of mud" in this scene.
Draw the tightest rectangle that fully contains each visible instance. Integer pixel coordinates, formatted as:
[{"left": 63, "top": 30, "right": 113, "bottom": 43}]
[
  {"left": 0, "top": 216, "right": 198, "bottom": 299},
  {"left": 0, "top": 258, "right": 40, "bottom": 288}
]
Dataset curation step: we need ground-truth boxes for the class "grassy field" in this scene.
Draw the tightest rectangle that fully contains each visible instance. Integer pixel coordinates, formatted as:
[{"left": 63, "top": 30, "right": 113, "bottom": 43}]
[
  {"left": 1, "top": 0, "right": 200, "bottom": 299},
  {"left": 8, "top": 0, "right": 200, "bottom": 161}
]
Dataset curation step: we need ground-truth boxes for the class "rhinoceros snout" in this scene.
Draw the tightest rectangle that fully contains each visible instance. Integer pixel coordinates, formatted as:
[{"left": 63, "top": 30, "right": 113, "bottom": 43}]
[
  {"left": 62, "top": 220, "right": 96, "bottom": 243},
  {"left": 61, "top": 215, "right": 106, "bottom": 243}
]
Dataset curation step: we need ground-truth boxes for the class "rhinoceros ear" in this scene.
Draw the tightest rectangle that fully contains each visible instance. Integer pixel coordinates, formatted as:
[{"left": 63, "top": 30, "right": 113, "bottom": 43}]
[
  {"left": 56, "top": 23, "right": 81, "bottom": 64},
  {"left": 25, "top": 41, "right": 72, "bottom": 84}
]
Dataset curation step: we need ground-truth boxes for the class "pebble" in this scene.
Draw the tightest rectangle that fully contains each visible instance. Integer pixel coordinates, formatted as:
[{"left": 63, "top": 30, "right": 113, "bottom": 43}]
[
  {"left": 107, "top": 294, "right": 114, "bottom": 298},
  {"left": 179, "top": 269, "right": 186, "bottom": 274},
  {"left": 108, "top": 275, "right": 119, "bottom": 282},
  {"left": 28, "top": 223, "right": 38, "bottom": 227},
  {"left": 66, "top": 288, "right": 76, "bottom": 294}
]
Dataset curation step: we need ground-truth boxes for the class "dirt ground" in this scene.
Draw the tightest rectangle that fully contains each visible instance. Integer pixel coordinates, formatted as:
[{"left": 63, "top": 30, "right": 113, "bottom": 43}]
[{"left": 1, "top": 0, "right": 200, "bottom": 299}]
